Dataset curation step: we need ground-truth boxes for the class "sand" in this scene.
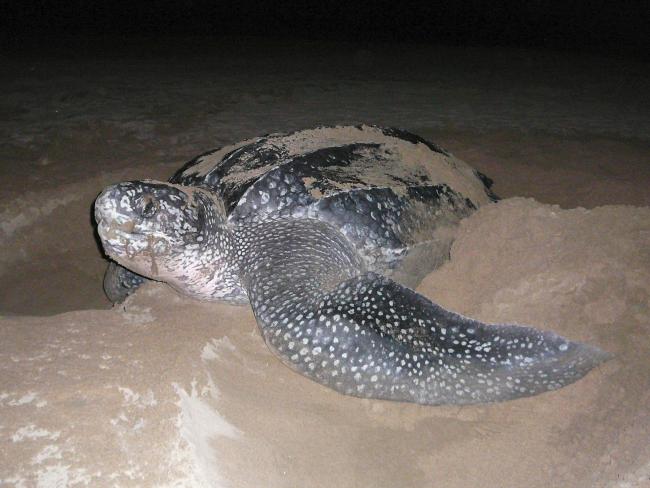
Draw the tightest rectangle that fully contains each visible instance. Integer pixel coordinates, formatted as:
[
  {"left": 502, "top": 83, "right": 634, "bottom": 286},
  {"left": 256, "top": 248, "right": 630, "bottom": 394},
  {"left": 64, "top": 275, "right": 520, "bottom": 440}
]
[{"left": 1, "top": 40, "right": 649, "bottom": 487}]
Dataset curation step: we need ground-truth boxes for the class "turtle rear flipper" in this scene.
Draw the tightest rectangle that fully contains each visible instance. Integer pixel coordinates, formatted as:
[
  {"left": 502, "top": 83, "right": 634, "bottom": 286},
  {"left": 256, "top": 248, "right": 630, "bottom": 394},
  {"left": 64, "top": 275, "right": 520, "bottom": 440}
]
[
  {"left": 238, "top": 219, "right": 611, "bottom": 405},
  {"left": 103, "top": 261, "right": 147, "bottom": 303}
]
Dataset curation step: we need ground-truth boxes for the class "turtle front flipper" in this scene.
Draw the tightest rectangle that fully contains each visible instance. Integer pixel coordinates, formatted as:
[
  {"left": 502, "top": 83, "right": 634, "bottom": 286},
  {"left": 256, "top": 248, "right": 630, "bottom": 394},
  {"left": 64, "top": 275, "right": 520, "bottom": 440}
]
[
  {"left": 103, "top": 261, "right": 147, "bottom": 303},
  {"left": 238, "top": 219, "right": 611, "bottom": 405}
]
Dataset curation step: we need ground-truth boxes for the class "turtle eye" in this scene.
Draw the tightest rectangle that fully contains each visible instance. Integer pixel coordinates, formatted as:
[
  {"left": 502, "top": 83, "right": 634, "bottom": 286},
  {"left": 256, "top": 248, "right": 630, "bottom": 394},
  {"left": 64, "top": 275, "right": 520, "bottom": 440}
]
[
  {"left": 137, "top": 194, "right": 158, "bottom": 218},
  {"left": 183, "top": 232, "right": 199, "bottom": 244}
]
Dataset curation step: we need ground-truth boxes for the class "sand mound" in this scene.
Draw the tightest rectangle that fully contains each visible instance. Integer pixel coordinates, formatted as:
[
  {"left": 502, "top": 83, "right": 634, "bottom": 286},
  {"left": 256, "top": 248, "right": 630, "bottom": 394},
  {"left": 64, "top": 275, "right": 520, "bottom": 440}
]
[{"left": 2, "top": 198, "right": 648, "bottom": 488}]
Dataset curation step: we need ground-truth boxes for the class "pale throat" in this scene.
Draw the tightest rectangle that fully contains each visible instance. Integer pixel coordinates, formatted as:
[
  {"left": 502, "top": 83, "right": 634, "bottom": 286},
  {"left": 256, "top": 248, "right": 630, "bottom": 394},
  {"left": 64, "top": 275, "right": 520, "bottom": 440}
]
[{"left": 162, "top": 195, "right": 246, "bottom": 302}]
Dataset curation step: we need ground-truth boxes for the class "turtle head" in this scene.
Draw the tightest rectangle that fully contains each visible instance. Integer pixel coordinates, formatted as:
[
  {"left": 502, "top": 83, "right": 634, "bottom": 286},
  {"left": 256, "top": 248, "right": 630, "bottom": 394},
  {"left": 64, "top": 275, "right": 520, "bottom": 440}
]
[{"left": 95, "top": 180, "right": 245, "bottom": 302}]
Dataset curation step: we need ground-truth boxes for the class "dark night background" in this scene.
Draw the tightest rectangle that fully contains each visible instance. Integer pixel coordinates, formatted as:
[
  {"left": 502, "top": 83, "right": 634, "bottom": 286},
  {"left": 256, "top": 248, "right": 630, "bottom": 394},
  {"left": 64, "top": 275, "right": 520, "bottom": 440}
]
[{"left": 2, "top": 0, "right": 649, "bottom": 58}]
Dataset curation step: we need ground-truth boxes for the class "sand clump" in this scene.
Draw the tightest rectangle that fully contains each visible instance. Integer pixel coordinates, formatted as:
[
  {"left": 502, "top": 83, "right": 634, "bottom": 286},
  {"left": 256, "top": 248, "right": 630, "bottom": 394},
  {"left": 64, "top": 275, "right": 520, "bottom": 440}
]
[{"left": 1, "top": 197, "right": 649, "bottom": 487}]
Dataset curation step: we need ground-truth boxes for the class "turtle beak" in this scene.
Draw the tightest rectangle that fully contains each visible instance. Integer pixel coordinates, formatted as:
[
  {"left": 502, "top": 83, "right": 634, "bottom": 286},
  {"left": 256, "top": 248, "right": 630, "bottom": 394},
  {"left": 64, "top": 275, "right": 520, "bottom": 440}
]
[
  {"left": 95, "top": 183, "right": 147, "bottom": 257},
  {"left": 94, "top": 186, "right": 116, "bottom": 225},
  {"left": 94, "top": 183, "right": 139, "bottom": 226}
]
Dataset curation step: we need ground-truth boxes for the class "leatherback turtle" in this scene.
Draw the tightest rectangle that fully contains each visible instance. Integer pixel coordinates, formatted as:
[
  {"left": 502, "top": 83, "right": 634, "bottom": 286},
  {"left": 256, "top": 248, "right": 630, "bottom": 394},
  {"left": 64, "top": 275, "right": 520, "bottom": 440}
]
[{"left": 95, "top": 125, "right": 609, "bottom": 405}]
